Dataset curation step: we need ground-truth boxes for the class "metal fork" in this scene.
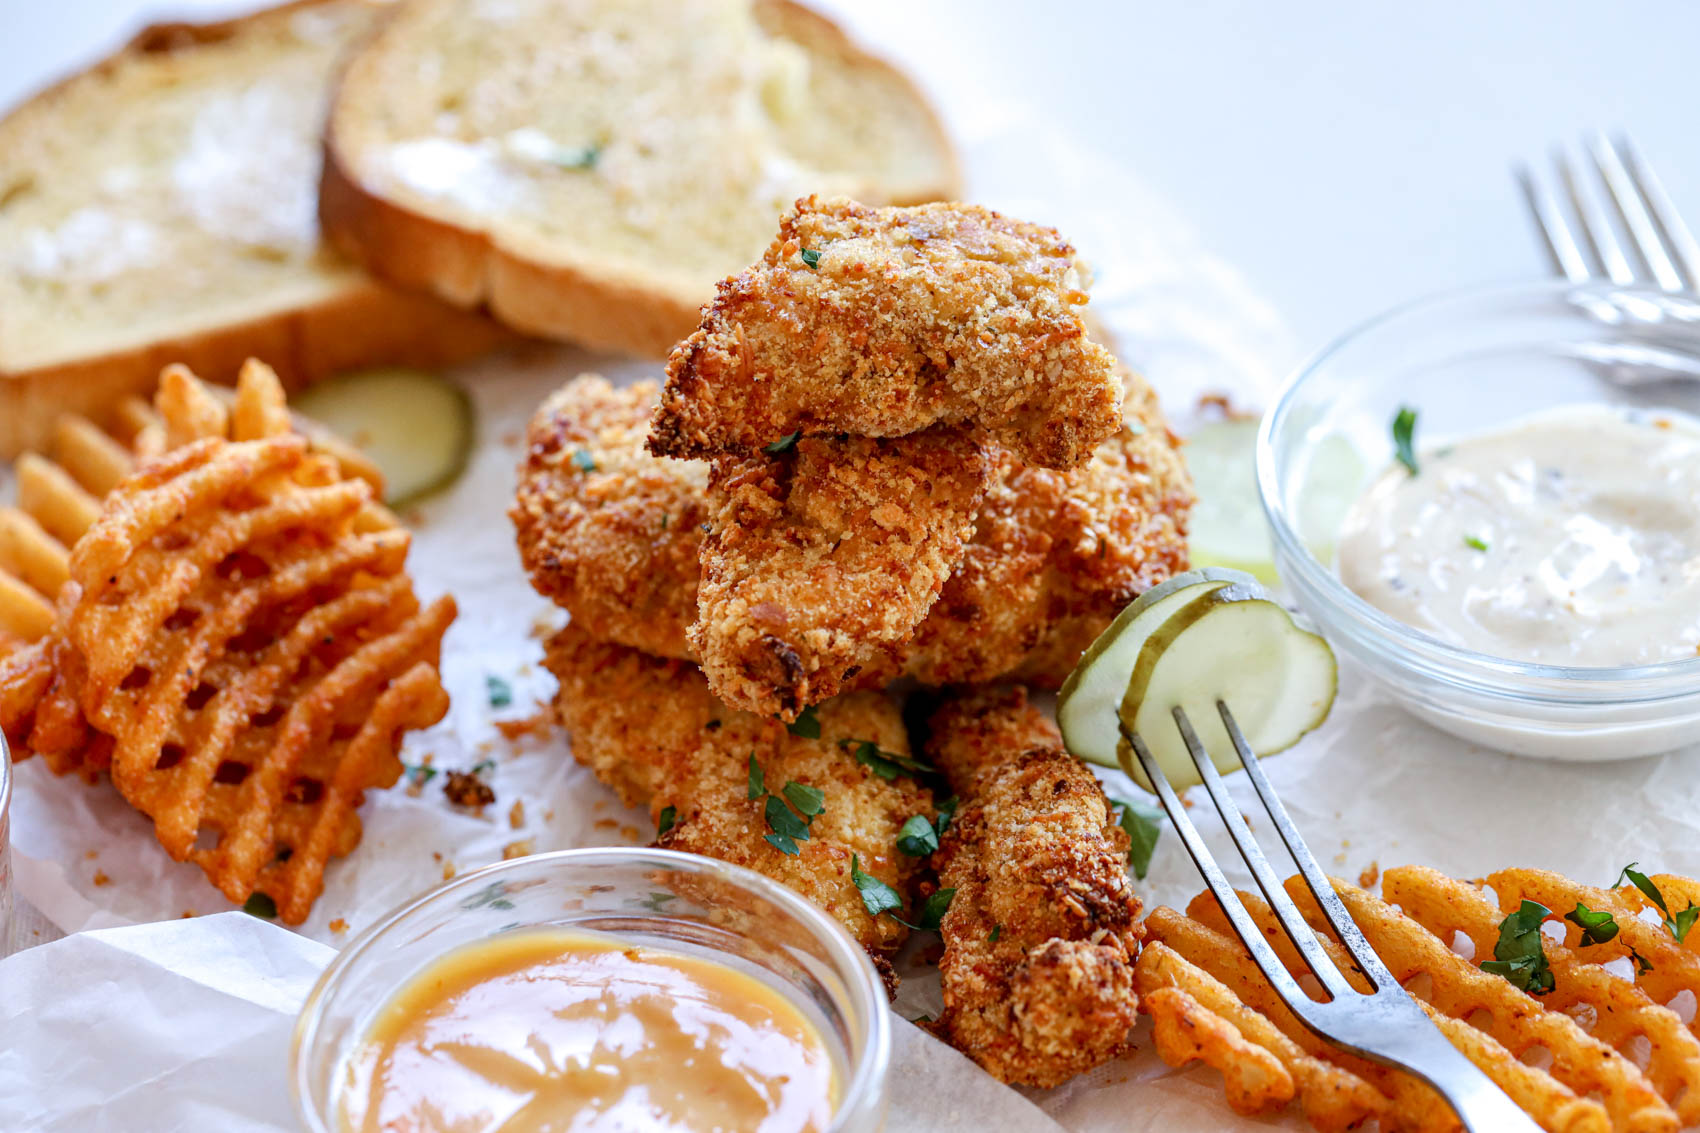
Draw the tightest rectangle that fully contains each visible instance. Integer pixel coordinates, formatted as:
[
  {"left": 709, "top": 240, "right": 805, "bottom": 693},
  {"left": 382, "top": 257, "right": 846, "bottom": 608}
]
[
  {"left": 1123, "top": 704, "right": 1542, "bottom": 1132},
  {"left": 1517, "top": 133, "right": 1697, "bottom": 291}
]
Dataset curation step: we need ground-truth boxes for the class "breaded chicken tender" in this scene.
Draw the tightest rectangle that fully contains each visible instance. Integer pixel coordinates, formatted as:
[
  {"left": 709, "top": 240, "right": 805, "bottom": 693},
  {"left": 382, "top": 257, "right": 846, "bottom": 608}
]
[
  {"left": 924, "top": 684, "right": 1144, "bottom": 1087},
  {"left": 514, "top": 374, "right": 1191, "bottom": 685},
  {"left": 512, "top": 376, "right": 707, "bottom": 659},
  {"left": 649, "top": 196, "right": 1124, "bottom": 470},
  {"left": 544, "top": 624, "right": 934, "bottom": 955},
  {"left": 695, "top": 429, "right": 989, "bottom": 719}
]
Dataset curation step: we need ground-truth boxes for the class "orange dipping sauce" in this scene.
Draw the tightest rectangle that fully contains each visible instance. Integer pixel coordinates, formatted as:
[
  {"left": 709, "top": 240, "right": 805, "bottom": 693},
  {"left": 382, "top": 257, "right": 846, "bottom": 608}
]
[{"left": 338, "top": 929, "right": 840, "bottom": 1133}]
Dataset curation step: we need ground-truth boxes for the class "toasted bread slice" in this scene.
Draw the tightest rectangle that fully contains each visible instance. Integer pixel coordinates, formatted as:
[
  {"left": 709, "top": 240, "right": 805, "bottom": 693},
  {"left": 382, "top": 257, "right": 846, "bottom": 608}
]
[
  {"left": 321, "top": 0, "right": 961, "bottom": 358},
  {"left": 0, "top": 0, "right": 508, "bottom": 459}
]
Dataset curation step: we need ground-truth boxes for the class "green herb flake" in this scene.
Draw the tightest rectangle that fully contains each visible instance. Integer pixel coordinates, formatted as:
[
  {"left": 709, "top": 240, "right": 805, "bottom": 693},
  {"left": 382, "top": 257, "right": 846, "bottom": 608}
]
[
  {"left": 800, "top": 248, "right": 822, "bottom": 270},
  {"left": 1630, "top": 945, "right": 1655, "bottom": 976},
  {"left": 911, "top": 888, "right": 955, "bottom": 932},
  {"left": 933, "top": 796, "right": 958, "bottom": 840},
  {"left": 764, "top": 431, "right": 801, "bottom": 456},
  {"left": 747, "top": 752, "right": 766, "bottom": 801},
  {"left": 765, "top": 832, "right": 800, "bottom": 856},
  {"left": 765, "top": 793, "right": 812, "bottom": 844},
  {"left": 781, "top": 780, "right": 826, "bottom": 820},
  {"left": 550, "top": 143, "right": 600, "bottom": 170},
  {"left": 1392, "top": 406, "right": 1420, "bottom": 476},
  {"left": 470, "top": 759, "right": 496, "bottom": 777},
  {"left": 785, "top": 705, "right": 821, "bottom": 739},
  {"left": 657, "top": 805, "right": 678, "bottom": 837},
  {"left": 1480, "top": 899, "right": 1556, "bottom": 996},
  {"left": 485, "top": 675, "right": 513, "bottom": 708},
  {"left": 1109, "top": 795, "right": 1165, "bottom": 880},
  {"left": 571, "top": 447, "right": 597, "bottom": 473},
  {"left": 1616, "top": 863, "right": 1699, "bottom": 943},
  {"left": 897, "top": 814, "right": 940, "bottom": 857},
  {"left": 1564, "top": 902, "right": 1619, "bottom": 947},
  {"left": 243, "top": 893, "right": 278, "bottom": 919},
  {"left": 1463, "top": 534, "right": 1490, "bottom": 552},
  {"left": 989, "top": 923, "right": 1002, "bottom": 943},
  {"left": 402, "top": 763, "right": 438, "bottom": 788},
  {"left": 842, "top": 738, "right": 930, "bottom": 781},
  {"left": 850, "top": 853, "right": 905, "bottom": 919}
]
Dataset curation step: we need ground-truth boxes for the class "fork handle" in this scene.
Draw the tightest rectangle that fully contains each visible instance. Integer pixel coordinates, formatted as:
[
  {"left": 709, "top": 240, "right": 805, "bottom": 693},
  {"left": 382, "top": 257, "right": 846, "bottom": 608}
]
[{"left": 1374, "top": 1023, "right": 1545, "bottom": 1133}]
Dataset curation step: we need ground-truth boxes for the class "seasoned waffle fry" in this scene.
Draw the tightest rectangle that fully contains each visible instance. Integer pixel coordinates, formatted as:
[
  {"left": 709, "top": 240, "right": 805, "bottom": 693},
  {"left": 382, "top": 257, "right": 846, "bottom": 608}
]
[
  {"left": 1388, "top": 866, "right": 1700, "bottom": 1126},
  {"left": 0, "top": 571, "right": 53, "bottom": 643},
  {"left": 0, "top": 360, "right": 453, "bottom": 922}
]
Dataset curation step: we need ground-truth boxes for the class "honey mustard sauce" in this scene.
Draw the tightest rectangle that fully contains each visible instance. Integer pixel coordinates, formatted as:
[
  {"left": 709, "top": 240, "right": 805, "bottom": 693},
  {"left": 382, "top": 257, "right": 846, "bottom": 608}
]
[{"left": 340, "top": 929, "right": 840, "bottom": 1133}]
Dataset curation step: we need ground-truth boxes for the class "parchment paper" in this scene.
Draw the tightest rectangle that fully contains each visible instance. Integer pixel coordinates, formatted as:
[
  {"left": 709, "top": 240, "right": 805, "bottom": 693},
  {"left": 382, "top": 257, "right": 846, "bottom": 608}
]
[{"left": 5, "top": 34, "right": 1700, "bottom": 1133}]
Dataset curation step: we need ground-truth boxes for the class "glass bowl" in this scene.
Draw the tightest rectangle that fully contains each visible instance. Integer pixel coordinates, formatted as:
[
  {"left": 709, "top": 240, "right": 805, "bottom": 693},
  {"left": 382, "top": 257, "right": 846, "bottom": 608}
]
[
  {"left": 1, "top": 730, "right": 12, "bottom": 944},
  {"left": 1258, "top": 280, "right": 1700, "bottom": 759},
  {"left": 292, "top": 848, "right": 891, "bottom": 1132}
]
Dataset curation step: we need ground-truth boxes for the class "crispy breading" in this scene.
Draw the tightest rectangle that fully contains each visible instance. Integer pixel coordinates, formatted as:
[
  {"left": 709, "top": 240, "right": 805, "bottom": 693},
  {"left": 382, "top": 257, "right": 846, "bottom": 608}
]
[
  {"left": 694, "top": 430, "right": 989, "bottom": 719},
  {"left": 543, "top": 624, "right": 934, "bottom": 955},
  {"left": 649, "top": 196, "right": 1124, "bottom": 470},
  {"left": 515, "top": 373, "right": 1191, "bottom": 685},
  {"left": 512, "top": 375, "right": 707, "bottom": 659},
  {"left": 922, "top": 684, "right": 1144, "bottom": 1087}
]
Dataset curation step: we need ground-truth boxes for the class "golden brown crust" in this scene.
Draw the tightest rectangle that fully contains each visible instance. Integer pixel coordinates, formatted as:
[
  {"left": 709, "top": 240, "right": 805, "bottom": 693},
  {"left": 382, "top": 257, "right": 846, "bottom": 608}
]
[
  {"left": 511, "top": 376, "right": 707, "bottom": 659},
  {"left": 923, "top": 684, "right": 1144, "bottom": 1087},
  {"left": 543, "top": 625, "right": 934, "bottom": 954},
  {"left": 319, "top": 0, "right": 961, "bottom": 359},
  {"left": 693, "top": 429, "right": 988, "bottom": 718},
  {"left": 649, "top": 196, "right": 1124, "bottom": 469}
]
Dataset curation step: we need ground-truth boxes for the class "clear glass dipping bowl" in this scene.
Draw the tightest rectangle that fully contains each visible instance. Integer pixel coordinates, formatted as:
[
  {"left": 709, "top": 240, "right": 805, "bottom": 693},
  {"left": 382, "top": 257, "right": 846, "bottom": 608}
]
[
  {"left": 293, "top": 848, "right": 891, "bottom": 1132},
  {"left": 1, "top": 730, "right": 12, "bottom": 945},
  {"left": 1258, "top": 280, "right": 1700, "bottom": 759}
]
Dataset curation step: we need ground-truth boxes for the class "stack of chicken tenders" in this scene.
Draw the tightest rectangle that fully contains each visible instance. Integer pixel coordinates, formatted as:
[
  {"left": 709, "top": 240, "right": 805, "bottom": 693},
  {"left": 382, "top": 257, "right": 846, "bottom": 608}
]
[{"left": 512, "top": 195, "right": 1195, "bottom": 1086}]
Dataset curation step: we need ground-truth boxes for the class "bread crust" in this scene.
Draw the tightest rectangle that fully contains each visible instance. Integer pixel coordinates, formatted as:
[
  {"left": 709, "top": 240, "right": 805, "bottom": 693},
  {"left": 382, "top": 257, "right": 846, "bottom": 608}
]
[
  {"left": 318, "top": 0, "right": 962, "bottom": 359},
  {"left": 0, "top": 0, "right": 511, "bottom": 459}
]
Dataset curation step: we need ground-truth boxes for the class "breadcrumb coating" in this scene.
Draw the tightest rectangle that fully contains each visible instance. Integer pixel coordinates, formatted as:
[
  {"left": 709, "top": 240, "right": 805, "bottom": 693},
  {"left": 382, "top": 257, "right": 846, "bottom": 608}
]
[
  {"left": 512, "top": 375, "right": 706, "bottom": 659},
  {"left": 694, "top": 429, "right": 989, "bottom": 719},
  {"left": 924, "top": 684, "right": 1144, "bottom": 1087},
  {"left": 543, "top": 624, "right": 934, "bottom": 954},
  {"left": 649, "top": 196, "right": 1124, "bottom": 470}
]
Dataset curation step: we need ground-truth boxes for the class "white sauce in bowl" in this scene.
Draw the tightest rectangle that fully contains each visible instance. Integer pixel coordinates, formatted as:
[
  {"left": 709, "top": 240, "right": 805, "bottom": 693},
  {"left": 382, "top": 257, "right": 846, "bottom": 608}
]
[{"left": 1336, "top": 404, "right": 1700, "bottom": 668}]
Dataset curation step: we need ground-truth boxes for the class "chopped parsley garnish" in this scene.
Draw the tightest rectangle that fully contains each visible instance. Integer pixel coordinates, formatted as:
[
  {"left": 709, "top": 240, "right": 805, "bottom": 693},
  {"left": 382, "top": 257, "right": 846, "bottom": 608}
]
[
  {"left": 910, "top": 888, "right": 955, "bottom": 932},
  {"left": 1109, "top": 795, "right": 1164, "bottom": 880},
  {"left": 841, "top": 737, "right": 930, "bottom": 781},
  {"left": 785, "top": 705, "right": 821, "bottom": 739},
  {"left": 243, "top": 893, "right": 278, "bottom": 919},
  {"left": 765, "top": 431, "right": 800, "bottom": 455},
  {"left": 1480, "top": 900, "right": 1555, "bottom": 995},
  {"left": 1564, "top": 902, "right": 1619, "bottom": 946},
  {"left": 747, "top": 752, "right": 765, "bottom": 800},
  {"left": 933, "top": 796, "right": 958, "bottom": 840},
  {"left": 1463, "top": 534, "right": 1490, "bottom": 552},
  {"left": 1616, "top": 863, "right": 1699, "bottom": 943},
  {"left": 781, "top": 780, "right": 826, "bottom": 820},
  {"left": 570, "top": 447, "right": 597, "bottom": 473},
  {"left": 1630, "top": 946, "right": 1655, "bottom": 976},
  {"left": 896, "top": 814, "right": 940, "bottom": 857},
  {"left": 657, "top": 805, "right": 678, "bottom": 837},
  {"left": 485, "top": 675, "right": 513, "bottom": 708},
  {"left": 989, "top": 923, "right": 1002, "bottom": 943},
  {"left": 402, "top": 763, "right": 438, "bottom": 788},
  {"left": 549, "top": 143, "right": 600, "bottom": 170},
  {"left": 470, "top": 759, "right": 496, "bottom": 777},
  {"left": 849, "top": 855, "right": 952, "bottom": 930},
  {"left": 800, "top": 248, "right": 822, "bottom": 270},
  {"left": 1391, "top": 406, "right": 1420, "bottom": 476}
]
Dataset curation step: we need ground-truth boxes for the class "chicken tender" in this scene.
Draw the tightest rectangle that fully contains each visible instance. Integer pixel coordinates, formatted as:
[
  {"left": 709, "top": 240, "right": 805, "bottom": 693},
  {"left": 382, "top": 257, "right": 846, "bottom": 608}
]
[
  {"left": 544, "top": 624, "right": 935, "bottom": 955},
  {"left": 695, "top": 429, "right": 989, "bottom": 719},
  {"left": 649, "top": 196, "right": 1124, "bottom": 470},
  {"left": 924, "top": 684, "right": 1144, "bottom": 1087},
  {"left": 512, "top": 376, "right": 707, "bottom": 659}
]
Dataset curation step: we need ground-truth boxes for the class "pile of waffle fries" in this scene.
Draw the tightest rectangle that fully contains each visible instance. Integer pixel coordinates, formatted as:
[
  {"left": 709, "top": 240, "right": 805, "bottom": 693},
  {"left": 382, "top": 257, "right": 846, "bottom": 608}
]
[
  {"left": 0, "top": 362, "right": 453, "bottom": 923},
  {"left": 1138, "top": 866, "right": 1700, "bottom": 1133}
]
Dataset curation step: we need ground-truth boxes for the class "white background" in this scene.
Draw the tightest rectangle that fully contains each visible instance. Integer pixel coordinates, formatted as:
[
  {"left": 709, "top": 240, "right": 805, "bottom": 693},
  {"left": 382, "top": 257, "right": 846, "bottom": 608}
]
[{"left": 3, "top": 0, "right": 1698, "bottom": 349}]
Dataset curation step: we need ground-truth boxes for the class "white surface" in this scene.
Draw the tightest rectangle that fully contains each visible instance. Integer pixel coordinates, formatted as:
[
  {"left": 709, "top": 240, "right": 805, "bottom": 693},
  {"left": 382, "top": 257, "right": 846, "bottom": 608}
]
[
  {"left": 4, "top": 4, "right": 1700, "bottom": 1132},
  {"left": 3, "top": 0, "right": 1699, "bottom": 348}
]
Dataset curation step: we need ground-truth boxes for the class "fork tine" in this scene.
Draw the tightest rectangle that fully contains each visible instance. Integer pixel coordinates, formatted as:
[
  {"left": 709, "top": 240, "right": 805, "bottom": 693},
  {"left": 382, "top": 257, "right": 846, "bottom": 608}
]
[
  {"left": 1587, "top": 133, "right": 1686, "bottom": 291},
  {"left": 1616, "top": 134, "right": 1700, "bottom": 291},
  {"left": 1218, "top": 702, "right": 1401, "bottom": 992},
  {"left": 1516, "top": 162, "right": 1591, "bottom": 282},
  {"left": 1171, "top": 706, "right": 1358, "bottom": 1000},
  {"left": 1557, "top": 145, "right": 1636, "bottom": 284},
  {"left": 1120, "top": 721, "right": 1316, "bottom": 1011}
]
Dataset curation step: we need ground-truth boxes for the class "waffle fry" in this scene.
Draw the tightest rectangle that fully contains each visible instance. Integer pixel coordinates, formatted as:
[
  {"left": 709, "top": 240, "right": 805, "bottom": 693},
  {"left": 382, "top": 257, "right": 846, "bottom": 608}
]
[
  {"left": 1140, "top": 862, "right": 1700, "bottom": 1133},
  {"left": 0, "top": 360, "right": 453, "bottom": 923}
]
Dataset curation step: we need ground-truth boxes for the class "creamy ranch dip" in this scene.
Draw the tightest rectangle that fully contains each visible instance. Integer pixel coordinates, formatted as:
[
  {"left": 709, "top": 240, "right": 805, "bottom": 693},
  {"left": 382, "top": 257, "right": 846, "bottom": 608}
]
[{"left": 1336, "top": 404, "right": 1700, "bottom": 667}]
